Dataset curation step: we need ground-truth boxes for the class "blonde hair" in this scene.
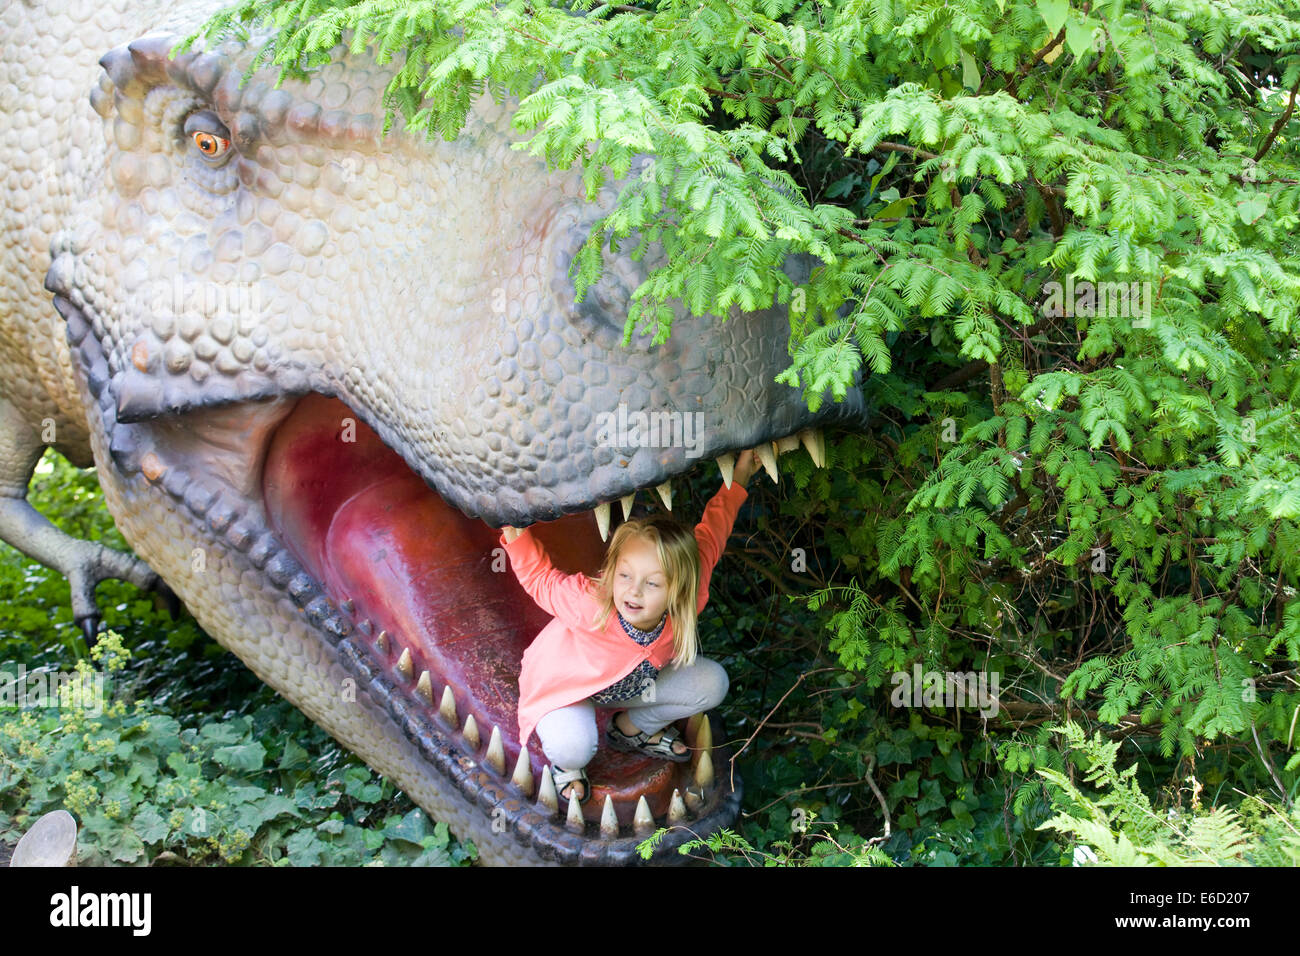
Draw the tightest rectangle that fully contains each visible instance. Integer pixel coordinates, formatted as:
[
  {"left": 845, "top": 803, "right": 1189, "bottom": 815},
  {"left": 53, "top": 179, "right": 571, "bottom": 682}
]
[{"left": 588, "top": 514, "right": 701, "bottom": 668}]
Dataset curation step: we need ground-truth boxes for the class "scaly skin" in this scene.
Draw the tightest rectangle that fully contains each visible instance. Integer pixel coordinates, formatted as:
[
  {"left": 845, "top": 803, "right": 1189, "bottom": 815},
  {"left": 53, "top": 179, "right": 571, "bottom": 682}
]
[{"left": 1, "top": 0, "right": 871, "bottom": 864}]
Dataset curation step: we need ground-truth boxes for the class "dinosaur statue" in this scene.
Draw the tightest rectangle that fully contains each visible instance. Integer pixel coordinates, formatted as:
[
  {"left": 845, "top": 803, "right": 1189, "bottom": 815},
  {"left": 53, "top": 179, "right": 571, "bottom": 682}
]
[{"left": 0, "top": 0, "right": 872, "bottom": 864}]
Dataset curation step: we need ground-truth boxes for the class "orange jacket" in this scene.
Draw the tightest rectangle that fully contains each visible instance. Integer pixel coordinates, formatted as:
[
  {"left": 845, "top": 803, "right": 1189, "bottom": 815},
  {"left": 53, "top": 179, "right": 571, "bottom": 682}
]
[{"left": 501, "top": 481, "right": 749, "bottom": 753}]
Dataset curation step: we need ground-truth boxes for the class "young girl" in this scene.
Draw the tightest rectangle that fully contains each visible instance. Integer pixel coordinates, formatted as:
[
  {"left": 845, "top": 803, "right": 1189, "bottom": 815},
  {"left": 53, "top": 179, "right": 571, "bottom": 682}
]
[{"left": 500, "top": 449, "right": 760, "bottom": 803}]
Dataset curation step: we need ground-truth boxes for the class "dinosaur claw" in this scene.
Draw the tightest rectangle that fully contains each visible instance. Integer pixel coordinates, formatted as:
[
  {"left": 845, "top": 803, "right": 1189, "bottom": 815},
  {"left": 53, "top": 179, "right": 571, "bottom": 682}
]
[{"left": 77, "top": 614, "right": 100, "bottom": 647}]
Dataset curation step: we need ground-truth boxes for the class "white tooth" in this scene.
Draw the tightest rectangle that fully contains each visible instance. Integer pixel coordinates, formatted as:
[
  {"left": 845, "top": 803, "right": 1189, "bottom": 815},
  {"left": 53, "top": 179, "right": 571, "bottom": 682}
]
[
  {"left": 799, "top": 428, "right": 821, "bottom": 467},
  {"left": 757, "top": 443, "right": 779, "bottom": 483},
  {"left": 684, "top": 787, "right": 704, "bottom": 812},
  {"left": 633, "top": 796, "right": 655, "bottom": 834},
  {"left": 566, "top": 789, "right": 586, "bottom": 832},
  {"left": 595, "top": 501, "right": 611, "bottom": 542},
  {"left": 600, "top": 796, "right": 619, "bottom": 837},
  {"left": 620, "top": 492, "right": 634, "bottom": 520},
  {"left": 694, "top": 714, "right": 712, "bottom": 758},
  {"left": 656, "top": 480, "right": 672, "bottom": 511},
  {"left": 538, "top": 766, "right": 558, "bottom": 814},
  {"left": 463, "top": 713, "right": 480, "bottom": 750},
  {"left": 814, "top": 428, "right": 826, "bottom": 468},
  {"left": 486, "top": 725, "right": 505, "bottom": 773},
  {"left": 667, "top": 789, "right": 687, "bottom": 823},
  {"left": 715, "top": 452, "right": 735, "bottom": 489},
  {"left": 416, "top": 671, "right": 433, "bottom": 704},
  {"left": 694, "top": 748, "right": 714, "bottom": 789},
  {"left": 775, "top": 433, "right": 801, "bottom": 455},
  {"left": 439, "top": 685, "right": 457, "bottom": 725},
  {"left": 396, "top": 647, "right": 413, "bottom": 679},
  {"left": 686, "top": 713, "right": 703, "bottom": 741},
  {"left": 512, "top": 748, "right": 534, "bottom": 797}
]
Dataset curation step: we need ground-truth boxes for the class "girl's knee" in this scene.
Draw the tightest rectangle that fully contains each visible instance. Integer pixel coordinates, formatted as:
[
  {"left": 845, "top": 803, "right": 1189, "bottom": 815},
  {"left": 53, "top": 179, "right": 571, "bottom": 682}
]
[
  {"left": 537, "top": 707, "right": 599, "bottom": 768},
  {"left": 694, "top": 657, "right": 729, "bottom": 709}
]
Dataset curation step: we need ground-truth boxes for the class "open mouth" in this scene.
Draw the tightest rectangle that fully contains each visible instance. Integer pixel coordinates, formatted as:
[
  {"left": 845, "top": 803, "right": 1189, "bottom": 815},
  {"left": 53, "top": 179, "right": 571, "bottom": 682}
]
[
  {"left": 260, "top": 391, "right": 749, "bottom": 858},
  {"left": 53, "top": 288, "right": 843, "bottom": 863}
]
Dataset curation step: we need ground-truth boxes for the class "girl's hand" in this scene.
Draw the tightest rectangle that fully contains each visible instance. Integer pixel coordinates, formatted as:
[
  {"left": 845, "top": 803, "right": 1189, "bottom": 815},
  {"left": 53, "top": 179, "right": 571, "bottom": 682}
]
[
  {"left": 502, "top": 525, "right": 522, "bottom": 543},
  {"left": 733, "top": 447, "right": 762, "bottom": 488}
]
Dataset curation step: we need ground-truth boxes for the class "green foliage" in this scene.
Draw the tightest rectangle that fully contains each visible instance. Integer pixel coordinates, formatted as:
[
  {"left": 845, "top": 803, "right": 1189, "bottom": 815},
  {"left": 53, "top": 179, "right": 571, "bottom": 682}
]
[
  {"left": 158, "top": 0, "right": 1300, "bottom": 864},
  {"left": 636, "top": 817, "right": 897, "bottom": 866},
  {"left": 0, "top": 629, "right": 474, "bottom": 865},
  {"left": 0, "top": 452, "right": 473, "bottom": 866},
  {"left": 1034, "top": 721, "right": 1300, "bottom": 866}
]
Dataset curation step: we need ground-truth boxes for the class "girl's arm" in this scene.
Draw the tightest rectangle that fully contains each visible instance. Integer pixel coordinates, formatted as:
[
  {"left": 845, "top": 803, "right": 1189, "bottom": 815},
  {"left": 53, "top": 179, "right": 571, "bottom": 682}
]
[
  {"left": 498, "top": 525, "right": 593, "bottom": 624},
  {"left": 692, "top": 448, "right": 759, "bottom": 610}
]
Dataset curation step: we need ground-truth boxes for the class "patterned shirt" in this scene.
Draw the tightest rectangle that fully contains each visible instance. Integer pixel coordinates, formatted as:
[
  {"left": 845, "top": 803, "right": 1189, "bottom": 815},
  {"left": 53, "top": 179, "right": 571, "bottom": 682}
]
[{"left": 589, "top": 610, "right": 667, "bottom": 704}]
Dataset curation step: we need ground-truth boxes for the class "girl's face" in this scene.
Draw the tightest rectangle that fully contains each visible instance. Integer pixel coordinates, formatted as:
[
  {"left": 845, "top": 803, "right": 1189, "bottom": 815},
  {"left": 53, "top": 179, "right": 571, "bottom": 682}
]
[{"left": 613, "top": 536, "right": 669, "bottom": 631}]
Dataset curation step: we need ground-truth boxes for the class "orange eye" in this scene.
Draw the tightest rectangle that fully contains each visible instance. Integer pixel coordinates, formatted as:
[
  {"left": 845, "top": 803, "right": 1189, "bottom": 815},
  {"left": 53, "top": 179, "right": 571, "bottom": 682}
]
[{"left": 192, "top": 130, "right": 230, "bottom": 158}]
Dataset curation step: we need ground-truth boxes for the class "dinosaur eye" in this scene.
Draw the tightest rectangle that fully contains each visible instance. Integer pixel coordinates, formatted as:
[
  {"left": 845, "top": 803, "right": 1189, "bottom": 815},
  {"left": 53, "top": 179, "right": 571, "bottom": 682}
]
[
  {"left": 183, "top": 110, "right": 232, "bottom": 163},
  {"left": 193, "top": 131, "right": 229, "bottom": 157}
]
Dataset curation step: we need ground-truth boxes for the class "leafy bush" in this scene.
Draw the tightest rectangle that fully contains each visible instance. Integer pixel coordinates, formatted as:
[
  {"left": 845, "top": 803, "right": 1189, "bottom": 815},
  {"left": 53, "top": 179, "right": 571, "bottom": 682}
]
[
  {"left": 0, "top": 452, "right": 473, "bottom": 866},
  {"left": 0, "top": 629, "right": 474, "bottom": 865},
  {"left": 1034, "top": 721, "right": 1300, "bottom": 866}
]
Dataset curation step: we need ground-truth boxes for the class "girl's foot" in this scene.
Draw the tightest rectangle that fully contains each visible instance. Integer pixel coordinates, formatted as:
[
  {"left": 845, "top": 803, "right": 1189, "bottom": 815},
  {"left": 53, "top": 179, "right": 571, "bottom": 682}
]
[
  {"left": 552, "top": 766, "right": 588, "bottom": 803},
  {"left": 607, "top": 711, "right": 690, "bottom": 761}
]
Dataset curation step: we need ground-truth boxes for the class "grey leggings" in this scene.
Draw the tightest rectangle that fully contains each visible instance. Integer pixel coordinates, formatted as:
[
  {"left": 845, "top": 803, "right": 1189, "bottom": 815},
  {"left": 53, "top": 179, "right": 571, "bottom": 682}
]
[{"left": 535, "top": 657, "right": 729, "bottom": 769}]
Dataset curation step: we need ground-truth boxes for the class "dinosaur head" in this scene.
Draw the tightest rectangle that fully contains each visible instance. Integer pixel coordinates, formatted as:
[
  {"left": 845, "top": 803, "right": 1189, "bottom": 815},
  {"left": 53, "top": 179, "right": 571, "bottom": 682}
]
[{"left": 44, "top": 18, "right": 871, "bottom": 863}]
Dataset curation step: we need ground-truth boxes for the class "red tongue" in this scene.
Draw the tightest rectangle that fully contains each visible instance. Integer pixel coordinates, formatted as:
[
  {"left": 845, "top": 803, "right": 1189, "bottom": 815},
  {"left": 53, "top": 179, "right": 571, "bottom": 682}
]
[
  {"left": 260, "top": 394, "right": 686, "bottom": 815},
  {"left": 261, "top": 393, "right": 608, "bottom": 748}
]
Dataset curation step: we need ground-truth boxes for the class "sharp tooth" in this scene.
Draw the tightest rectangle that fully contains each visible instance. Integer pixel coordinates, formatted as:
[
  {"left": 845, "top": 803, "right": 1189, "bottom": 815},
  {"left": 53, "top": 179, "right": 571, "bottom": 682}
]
[
  {"left": 416, "top": 671, "right": 433, "bottom": 704},
  {"left": 565, "top": 788, "right": 586, "bottom": 832},
  {"left": 486, "top": 725, "right": 505, "bottom": 773},
  {"left": 686, "top": 713, "right": 703, "bottom": 742},
  {"left": 341, "top": 597, "right": 355, "bottom": 614},
  {"left": 595, "top": 501, "right": 611, "bottom": 542},
  {"left": 439, "top": 685, "right": 457, "bottom": 725},
  {"left": 693, "top": 714, "right": 712, "bottom": 763},
  {"left": 656, "top": 479, "right": 672, "bottom": 511},
  {"left": 694, "top": 748, "right": 714, "bottom": 790},
  {"left": 757, "top": 443, "right": 779, "bottom": 483},
  {"left": 375, "top": 630, "right": 389, "bottom": 654},
  {"left": 356, "top": 618, "right": 373, "bottom": 636},
  {"left": 715, "top": 452, "right": 735, "bottom": 489},
  {"left": 620, "top": 492, "right": 635, "bottom": 520},
  {"left": 538, "top": 766, "right": 558, "bottom": 814},
  {"left": 633, "top": 795, "right": 655, "bottom": 835},
  {"left": 799, "top": 428, "right": 822, "bottom": 467},
  {"left": 667, "top": 789, "right": 687, "bottom": 823},
  {"left": 512, "top": 749, "right": 534, "bottom": 797},
  {"left": 684, "top": 786, "right": 704, "bottom": 812},
  {"left": 600, "top": 795, "right": 619, "bottom": 837},
  {"left": 815, "top": 428, "right": 826, "bottom": 468},
  {"left": 775, "top": 433, "right": 801, "bottom": 455},
  {"left": 396, "top": 647, "right": 413, "bottom": 679},
  {"left": 463, "top": 714, "right": 480, "bottom": 750}
]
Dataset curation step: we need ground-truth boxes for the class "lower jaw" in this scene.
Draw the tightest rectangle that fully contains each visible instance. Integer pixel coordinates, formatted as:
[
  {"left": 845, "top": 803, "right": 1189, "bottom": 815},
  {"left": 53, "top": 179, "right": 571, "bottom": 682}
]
[{"left": 258, "top": 393, "right": 738, "bottom": 861}]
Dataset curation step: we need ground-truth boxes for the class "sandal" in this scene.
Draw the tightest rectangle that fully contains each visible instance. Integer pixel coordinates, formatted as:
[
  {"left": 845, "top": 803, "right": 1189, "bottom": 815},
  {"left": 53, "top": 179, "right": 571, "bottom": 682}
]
[
  {"left": 605, "top": 712, "right": 691, "bottom": 763},
  {"left": 551, "top": 766, "right": 590, "bottom": 804}
]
